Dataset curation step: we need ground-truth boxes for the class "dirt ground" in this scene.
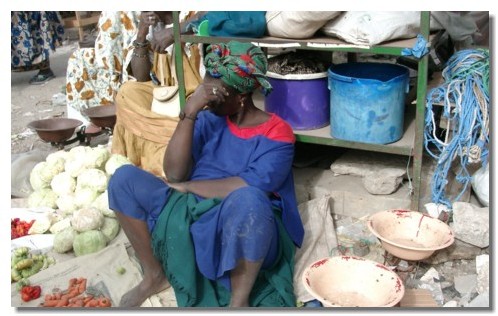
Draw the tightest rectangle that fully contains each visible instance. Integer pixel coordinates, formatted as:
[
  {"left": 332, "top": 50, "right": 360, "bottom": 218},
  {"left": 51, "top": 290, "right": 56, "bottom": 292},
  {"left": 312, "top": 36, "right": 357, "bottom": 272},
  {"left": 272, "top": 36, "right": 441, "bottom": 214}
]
[{"left": 11, "top": 39, "right": 81, "bottom": 155}]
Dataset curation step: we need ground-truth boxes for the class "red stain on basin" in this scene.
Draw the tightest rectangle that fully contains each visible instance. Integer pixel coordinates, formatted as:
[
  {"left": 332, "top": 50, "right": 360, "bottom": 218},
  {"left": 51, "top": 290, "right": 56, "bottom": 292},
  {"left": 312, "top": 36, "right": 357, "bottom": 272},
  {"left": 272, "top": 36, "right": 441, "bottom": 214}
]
[
  {"left": 395, "top": 278, "right": 402, "bottom": 293},
  {"left": 311, "top": 258, "right": 329, "bottom": 269},
  {"left": 392, "top": 209, "right": 412, "bottom": 218}
]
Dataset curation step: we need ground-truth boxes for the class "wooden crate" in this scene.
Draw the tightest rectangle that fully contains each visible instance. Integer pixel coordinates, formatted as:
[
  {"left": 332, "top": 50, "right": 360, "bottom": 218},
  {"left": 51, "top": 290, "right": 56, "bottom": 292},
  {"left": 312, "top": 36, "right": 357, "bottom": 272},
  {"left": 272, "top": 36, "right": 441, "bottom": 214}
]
[{"left": 63, "top": 12, "right": 100, "bottom": 41}]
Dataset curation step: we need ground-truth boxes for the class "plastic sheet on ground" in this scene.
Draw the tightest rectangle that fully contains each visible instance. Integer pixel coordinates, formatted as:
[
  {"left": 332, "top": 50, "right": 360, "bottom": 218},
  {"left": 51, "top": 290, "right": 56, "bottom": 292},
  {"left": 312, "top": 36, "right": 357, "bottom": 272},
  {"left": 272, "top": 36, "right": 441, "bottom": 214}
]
[
  {"left": 11, "top": 242, "right": 143, "bottom": 307},
  {"left": 11, "top": 229, "right": 178, "bottom": 308}
]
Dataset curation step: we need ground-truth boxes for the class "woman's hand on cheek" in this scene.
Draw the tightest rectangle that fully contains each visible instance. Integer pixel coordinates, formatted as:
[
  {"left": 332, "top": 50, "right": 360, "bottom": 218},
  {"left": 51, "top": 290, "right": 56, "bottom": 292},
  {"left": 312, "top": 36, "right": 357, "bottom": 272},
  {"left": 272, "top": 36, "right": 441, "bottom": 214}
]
[{"left": 185, "top": 83, "right": 228, "bottom": 114}]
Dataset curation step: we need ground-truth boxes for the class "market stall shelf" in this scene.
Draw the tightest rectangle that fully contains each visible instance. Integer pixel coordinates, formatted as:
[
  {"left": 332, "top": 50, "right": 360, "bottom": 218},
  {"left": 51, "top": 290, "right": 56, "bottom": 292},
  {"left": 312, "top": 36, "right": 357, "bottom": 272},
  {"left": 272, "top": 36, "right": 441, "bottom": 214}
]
[{"left": 171, "top": 11, "right": 431, "bottom": 211}]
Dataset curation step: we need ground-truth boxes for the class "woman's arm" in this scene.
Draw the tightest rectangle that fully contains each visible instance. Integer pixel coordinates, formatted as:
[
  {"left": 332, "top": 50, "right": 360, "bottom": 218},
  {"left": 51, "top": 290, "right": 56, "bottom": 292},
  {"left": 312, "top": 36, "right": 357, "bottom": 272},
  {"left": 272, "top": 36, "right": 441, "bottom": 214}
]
[
  {"left": 131, "top": 11, "right": 207, "bottom": 80},
  {"left": 129, "top": 12, "right": 156, "bottom": 81},
  {"left": 149, "top": 11, "right": 206, "bottom": 53},
  {"left": 163, "top": 81, "right": 228, "bottom": 182},
  {"left": 168, "top": 177, "right": 248, "bottom": 199}
]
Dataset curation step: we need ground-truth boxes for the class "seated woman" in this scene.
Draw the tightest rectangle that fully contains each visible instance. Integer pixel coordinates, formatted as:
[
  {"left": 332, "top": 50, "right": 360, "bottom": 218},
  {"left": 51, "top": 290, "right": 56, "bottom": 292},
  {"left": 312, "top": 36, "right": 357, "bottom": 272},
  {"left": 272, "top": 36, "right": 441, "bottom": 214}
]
[
  {"left": 107, "top": 41, "right": 304, "bottom": 307},
  {"left": 110, "top": 11, "right": 203, "bottom": 177}
]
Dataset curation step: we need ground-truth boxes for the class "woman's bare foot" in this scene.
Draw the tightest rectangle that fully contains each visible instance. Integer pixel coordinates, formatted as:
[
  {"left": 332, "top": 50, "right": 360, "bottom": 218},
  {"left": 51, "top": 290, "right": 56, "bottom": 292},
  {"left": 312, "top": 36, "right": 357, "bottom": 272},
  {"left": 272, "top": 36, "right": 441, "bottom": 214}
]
[{"left": 119, "top": 273, "right": 171, "bottom": 307}]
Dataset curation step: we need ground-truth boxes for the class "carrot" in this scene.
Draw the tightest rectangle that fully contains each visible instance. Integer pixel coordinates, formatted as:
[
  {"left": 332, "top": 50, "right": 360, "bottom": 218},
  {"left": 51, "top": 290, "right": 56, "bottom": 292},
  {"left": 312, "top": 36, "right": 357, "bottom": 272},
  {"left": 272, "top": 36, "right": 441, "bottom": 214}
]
[
  {"left": 72, "top": 288, "right": 81, "bottom": 296},
  {"left": 84, "top": 299, "right": 99, "bottom": 307},
  {"left": 68, "top": 300, "right": 84, "bottom": 307},
  {"left": 41, "top": 277, "right": 95, "bottom": 308},
  {"left": 83, "top": 295, "right": 94, "bottom": 304},
  {"left": 55, "top": 297, "right": 69, "bottom": 307},
  {"left": 61, "top": 292, "right": 77, "bottom": 301},
  {"left": 42, "top": 299, "right": 60, "bottom": 307},
  {"left": 98, "top": 297, "right": 112, "bottom": 307},
  {"left": 67, "top": 295, "right": 84, "bottom": 307},
  {"left": 68, "top": 278, "right": 78, "bottom": 289},
  {"left": 77, "top": 278, "right": 87, "bottom": 294},
  {"left": 69, "top": 295, "right": 83, "bottom": 302}
]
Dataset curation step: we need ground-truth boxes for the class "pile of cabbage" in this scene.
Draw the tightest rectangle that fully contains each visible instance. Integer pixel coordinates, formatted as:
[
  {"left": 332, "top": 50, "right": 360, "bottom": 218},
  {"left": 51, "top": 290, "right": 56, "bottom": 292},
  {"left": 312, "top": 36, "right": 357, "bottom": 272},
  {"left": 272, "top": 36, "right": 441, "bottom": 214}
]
[{"left": 27, "top": 145, "right": 133, "bottom": 256}]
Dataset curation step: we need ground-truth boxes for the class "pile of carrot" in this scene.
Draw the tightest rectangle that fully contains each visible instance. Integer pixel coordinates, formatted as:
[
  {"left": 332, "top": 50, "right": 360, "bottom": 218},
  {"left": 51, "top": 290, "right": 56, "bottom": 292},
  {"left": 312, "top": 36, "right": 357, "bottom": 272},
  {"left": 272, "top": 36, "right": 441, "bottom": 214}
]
[{"left": 40, "top": 277, "right": 112, "bottom": 308}]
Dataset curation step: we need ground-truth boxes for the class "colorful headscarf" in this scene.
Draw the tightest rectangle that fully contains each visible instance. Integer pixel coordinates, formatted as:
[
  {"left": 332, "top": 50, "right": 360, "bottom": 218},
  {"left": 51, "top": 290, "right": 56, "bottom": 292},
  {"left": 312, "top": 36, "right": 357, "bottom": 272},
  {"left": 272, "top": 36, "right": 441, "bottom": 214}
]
[{"left": 204, "top": 41, "right": 273, "bottom": 95}]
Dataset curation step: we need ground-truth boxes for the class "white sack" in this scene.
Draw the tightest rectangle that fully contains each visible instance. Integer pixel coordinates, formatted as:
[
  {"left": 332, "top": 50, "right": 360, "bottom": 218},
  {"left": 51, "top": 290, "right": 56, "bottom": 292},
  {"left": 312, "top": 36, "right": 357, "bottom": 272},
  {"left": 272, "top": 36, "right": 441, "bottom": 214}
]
[
  {"left": 471, "top": 163, "right": 489, "bottom": 206},
  {"left": 266, "top": 11, "right": 341, "bottom": 39},
  {"left": 321, "top": 11, "right": 442, "bottom": 46}
]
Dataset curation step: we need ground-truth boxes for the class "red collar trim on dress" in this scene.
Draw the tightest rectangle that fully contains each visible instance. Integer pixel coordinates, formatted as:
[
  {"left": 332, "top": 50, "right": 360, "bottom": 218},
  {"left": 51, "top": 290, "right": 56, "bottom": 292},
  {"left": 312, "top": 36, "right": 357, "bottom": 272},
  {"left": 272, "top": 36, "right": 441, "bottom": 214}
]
[{"left": 226, "top": 114, "right": 295, "bottom": 143}]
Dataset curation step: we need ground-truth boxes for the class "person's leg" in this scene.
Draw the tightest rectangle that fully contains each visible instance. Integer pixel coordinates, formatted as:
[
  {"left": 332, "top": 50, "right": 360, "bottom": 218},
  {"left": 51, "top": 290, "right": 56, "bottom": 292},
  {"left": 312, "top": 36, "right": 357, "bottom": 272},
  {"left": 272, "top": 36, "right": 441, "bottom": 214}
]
[
  {"left": 229, "top": 259, "right": 264, "bottom": 307},
  {"left": 29, "top": 60, "right": 55, "bottom": 85},
  {"left": 219, "top": 187, "right": 279, "bottom": 307},
  {"left": 108, "top": 164, "right": 171, "bottom": 307},
  {"left": 113, "top": 212, "right": 170, "bottom": 307}
]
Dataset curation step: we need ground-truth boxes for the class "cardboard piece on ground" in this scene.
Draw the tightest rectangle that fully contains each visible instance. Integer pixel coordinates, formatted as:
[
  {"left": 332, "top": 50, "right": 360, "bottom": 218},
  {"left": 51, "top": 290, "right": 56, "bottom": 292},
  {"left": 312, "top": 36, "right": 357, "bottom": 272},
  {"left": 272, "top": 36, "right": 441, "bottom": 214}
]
[
  {"left": 293, "top": 196, "right": 339, "bottom": 303},
  {"left": 399, "top": 289, "right": 439, "bottom": 307}
]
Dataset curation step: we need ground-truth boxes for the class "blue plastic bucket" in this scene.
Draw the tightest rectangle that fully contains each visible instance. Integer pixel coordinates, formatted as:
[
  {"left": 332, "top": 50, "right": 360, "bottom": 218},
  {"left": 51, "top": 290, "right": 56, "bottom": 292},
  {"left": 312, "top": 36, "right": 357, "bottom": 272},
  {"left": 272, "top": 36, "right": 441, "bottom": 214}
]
[
  {"left": 328, "top": 63, "right": 409, "bottom": 144},
  {"left": 265, "top": 71, "right": 329, "bottom": 130}
]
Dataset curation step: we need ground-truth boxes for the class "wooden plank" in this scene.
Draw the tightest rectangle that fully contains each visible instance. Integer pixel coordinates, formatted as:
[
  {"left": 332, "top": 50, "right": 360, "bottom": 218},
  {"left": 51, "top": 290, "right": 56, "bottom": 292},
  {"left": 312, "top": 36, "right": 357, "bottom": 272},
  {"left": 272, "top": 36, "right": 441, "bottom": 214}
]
[
  {"left": 63, "top": 13, "right": 100, "bottom": 28},
  {"left": 399, "top": 289, "right": 438, "bottom": 307}
]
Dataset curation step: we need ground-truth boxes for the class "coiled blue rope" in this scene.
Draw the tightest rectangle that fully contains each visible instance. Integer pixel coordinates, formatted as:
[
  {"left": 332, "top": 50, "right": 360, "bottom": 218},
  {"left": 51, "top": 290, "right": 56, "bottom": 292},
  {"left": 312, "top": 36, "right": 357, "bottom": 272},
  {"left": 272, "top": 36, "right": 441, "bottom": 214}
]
[{"left": 424, "top": 48, "right": 489, "bottom": 208}]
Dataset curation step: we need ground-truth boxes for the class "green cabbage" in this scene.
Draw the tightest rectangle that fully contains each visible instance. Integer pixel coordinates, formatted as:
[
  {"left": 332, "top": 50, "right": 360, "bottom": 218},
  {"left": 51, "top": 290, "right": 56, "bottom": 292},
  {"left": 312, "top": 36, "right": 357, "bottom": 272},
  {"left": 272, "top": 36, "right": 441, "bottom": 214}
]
[
  {"left": 46, "top": 150, "right": 70, "bottom": 164},
  {"left": 73, "top": 187, "right": 100, "bottom": 209},
  {"left": 100, "top": 217, "right": 120, "bottom": 242},
  {"left": 76, "top": 168, "right": 108, "bottom": 193},
  {"left": 55, "top": 194, "right": 78, "bottom": 215},
  {"left": 39, "top": 157, "right": 65, "bottom": 183},
  {"left": 51, "top": 171, "right": 76, "bottom": 196},
  {"left": 72, "top": 230, "right": 107, "bottom": 257},
  {"left": 49, "top": 217, "right": 72, "bottom": 234},
  {"left": 84, "top": 146, "right": 111, "bottom": 170},
  {"left": 29, "top": 162, "right": 50, "bottom": 191},
  {"left": 28, "top": 188, "right": 58, "bottom": 209},
  {"left": 71, "top": 207, "right": 104, "bottom": 232},
  {"left": 105, "top": 154, "right": 132, "bottom": 176},
  {"left": 27, "top": 216, "right": 51, "bottom": 234},
  {"left": 91, "top": 191, "right": 116, "bottom": 218},
  {"left": 53, "top": 227, "right": 77, "bottom": 253},
  {"left": 67, "top": 146, "right": 92, "bottom": 160},
  {"left": 64, "top": 158, "right": 88, "bottom": 178}
]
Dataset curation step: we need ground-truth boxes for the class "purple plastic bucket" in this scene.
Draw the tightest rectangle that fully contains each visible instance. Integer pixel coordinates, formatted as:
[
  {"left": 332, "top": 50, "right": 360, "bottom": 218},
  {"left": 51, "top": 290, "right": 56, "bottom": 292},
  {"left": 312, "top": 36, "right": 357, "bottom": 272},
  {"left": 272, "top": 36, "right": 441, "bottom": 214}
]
[{"left": 264, "top": 71, "right": 330, "bottom": 130}]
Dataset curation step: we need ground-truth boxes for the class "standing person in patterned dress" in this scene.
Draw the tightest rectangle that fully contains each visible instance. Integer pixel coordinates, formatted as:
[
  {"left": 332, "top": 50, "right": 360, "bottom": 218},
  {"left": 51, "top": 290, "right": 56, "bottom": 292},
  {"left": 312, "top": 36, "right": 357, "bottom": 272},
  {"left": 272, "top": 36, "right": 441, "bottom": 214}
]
[{"left": 11, "top": 11, "right": 64, "bottom": 85}]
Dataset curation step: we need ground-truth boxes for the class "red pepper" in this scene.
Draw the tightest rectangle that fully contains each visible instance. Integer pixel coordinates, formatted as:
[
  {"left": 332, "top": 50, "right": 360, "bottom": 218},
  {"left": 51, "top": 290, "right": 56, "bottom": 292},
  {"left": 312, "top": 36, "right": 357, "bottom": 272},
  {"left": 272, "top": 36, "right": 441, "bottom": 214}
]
[
  {"left": 11, "top": 218, "right": 35, "bottom": 240},
  {"left": 30, "top": 285, "right": 41, "bottom": 299},
  {"left": 20, "top": 285, "right": 42, "bottom": 302},
  {"left": 21, "top": 292, "right": 31, "bottom": 302}
]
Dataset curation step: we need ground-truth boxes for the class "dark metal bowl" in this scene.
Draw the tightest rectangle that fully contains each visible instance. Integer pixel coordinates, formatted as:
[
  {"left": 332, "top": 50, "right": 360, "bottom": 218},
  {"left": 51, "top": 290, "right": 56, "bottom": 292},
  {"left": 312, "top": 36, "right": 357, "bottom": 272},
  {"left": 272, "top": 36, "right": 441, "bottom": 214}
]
[
  {"left": 82, "top": 104, "right": 117, "bottom": 129},
  {"left": 28, "top": 118, "right": 83, "bottom": 143}
]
